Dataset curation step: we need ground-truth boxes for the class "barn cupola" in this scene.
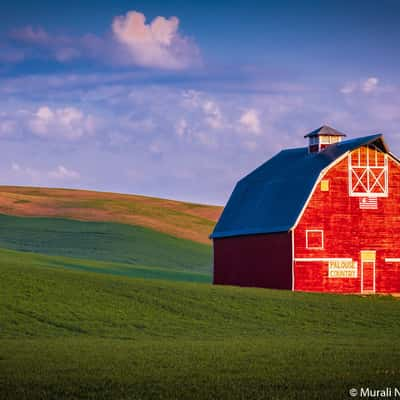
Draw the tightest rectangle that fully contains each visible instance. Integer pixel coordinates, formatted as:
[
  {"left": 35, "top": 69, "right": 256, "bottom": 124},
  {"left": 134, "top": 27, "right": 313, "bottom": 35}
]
[{"left": 305, "top": 125, "right": 346, "bottom": 153}]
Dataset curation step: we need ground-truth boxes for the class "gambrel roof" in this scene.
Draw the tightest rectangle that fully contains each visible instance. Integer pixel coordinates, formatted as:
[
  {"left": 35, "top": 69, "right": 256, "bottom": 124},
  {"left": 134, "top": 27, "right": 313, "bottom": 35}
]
[{"left": 210, "top": 134, "right": 389, "bottom": 239}]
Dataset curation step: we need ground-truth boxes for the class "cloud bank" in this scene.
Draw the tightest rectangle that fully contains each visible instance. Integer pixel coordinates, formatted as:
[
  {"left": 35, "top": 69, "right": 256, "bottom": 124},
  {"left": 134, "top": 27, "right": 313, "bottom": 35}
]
[
  {"left": 7, "top": 11, "right": 200, "bottom": 70},
  {"left": 29, "top": 106, "right": 95, "bottom": 140},
  {"left": 1, "top": 71, "right": 400, "bottom": 204}
]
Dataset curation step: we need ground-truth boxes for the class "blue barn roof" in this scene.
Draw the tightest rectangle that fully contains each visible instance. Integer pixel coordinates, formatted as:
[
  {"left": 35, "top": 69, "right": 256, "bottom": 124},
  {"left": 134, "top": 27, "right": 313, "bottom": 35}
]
[{"left": 210, "top": 134, "right": 388, "bottom": 239}]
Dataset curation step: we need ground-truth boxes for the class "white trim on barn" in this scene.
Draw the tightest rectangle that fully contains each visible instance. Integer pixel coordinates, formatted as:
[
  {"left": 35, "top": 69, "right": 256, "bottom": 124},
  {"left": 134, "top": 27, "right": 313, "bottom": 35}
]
[
  {"left": 360, "top": 250, "right": 376, "bottom": 293},
  {"left": 291, "top": 229, "right": 295, "bottom": 291},
  {"left": 295, "top": 258, "right": 353, "bottom": 262},
  {"left": 348, "top": 149, "right": 388, "bottom": 197},
  {"left": 291, "top": 151, "right": 350, "bottom": 231}
]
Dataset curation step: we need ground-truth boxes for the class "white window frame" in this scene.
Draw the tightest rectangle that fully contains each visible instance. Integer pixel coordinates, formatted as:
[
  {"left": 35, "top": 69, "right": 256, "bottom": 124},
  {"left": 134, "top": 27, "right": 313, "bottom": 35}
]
[
  {"left": 348, "top": 147, "right": 388, "bottom": 197},
  {"left": 306, "top": 229, "right": 324, "bottom": 250},
  {"left": 319, "top": 136, "right": 331, "bottom": 145},
  {"left": 360, "top": 250, "right": 376, "bottom": 293}
]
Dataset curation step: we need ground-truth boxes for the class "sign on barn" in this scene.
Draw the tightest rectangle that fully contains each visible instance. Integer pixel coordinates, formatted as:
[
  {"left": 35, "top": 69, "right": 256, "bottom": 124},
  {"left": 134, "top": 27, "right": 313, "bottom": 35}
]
[{"left": 328, "top": 260, "right": 357, "bottom": 278}]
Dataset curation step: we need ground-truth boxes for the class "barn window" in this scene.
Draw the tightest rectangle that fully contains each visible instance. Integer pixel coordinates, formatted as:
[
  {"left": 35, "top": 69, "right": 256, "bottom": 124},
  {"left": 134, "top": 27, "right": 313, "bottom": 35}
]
[
  {"left": 320, "top": 179, "right": 329, "bottom": 191},
  {"left": 348, "top": 146, "right": 388, "bottom": 197},
  {"left": 306, "top": 230, "right": 324, "bottom": 249},
  {"left": 319, "top": 136, "right": 331, "bottom": 144}
]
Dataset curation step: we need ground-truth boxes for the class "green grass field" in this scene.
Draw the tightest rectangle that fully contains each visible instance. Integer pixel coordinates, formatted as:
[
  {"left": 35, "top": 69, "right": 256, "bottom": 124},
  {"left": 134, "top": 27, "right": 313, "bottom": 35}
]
[
  {"left": 0, "top": 214, "right": 212, "bottom": 276},
  {"left": 0, "top": 188, "right": 399, "bottom": 399},
  {"left": 1, "top": 248, "right": 400, "bottom": 400}
]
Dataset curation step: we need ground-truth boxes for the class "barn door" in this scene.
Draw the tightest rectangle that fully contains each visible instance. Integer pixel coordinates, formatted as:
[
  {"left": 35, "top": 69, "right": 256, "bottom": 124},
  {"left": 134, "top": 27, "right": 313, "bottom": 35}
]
[{"left": 361, "top": 251, "right": 376, "bottom": 293}]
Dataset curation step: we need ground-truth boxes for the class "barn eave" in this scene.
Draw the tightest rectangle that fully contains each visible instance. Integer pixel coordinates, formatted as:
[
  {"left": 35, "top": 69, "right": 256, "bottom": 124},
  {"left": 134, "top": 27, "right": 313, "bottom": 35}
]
[{"left": 209, "top": 225, "right": 292, "bottom": 239}]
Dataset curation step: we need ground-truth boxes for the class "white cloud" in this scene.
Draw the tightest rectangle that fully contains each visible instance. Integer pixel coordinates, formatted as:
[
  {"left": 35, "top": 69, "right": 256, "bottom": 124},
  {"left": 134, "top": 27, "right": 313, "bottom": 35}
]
[
  {"left": 181, "top": 89, "right": 202, "bottom": 109},
  {"left": 202, "top": 100, "right": 223, "bottom": 129},
  {"left": 112, "top": 11, "right": 200, "bottom": 70},
  {"left": 11, "top": 162, "right": 21, "bottom": 172},
  {"left": 10, "top": 163, "right": 41, "bottom": 184},
  {"left": 175, "top": 118, "right": 188, "bottom": 137},
  {"left": 29, "top": 106, "right": 95, "bottom": 140},
  {"left": 11, "top": 163, "right": 80, "bottom": 183},
  {"left": 179, "top": 91, "right": 225, "bottom": 133},
  {"left": 362, "top": 77, "right": 379, "bottom": 93},
  {"left": 49, "top": 165, "right": 80, "bottom": 180},
  {"left": 340, "top": 77, "right": 379, "bottom": 95},
  {"left": 239, "top": 109, "right": 261, "bottom": 135},
  {"left": 340, "top": 82, "right": 357, "bottom": 94}
]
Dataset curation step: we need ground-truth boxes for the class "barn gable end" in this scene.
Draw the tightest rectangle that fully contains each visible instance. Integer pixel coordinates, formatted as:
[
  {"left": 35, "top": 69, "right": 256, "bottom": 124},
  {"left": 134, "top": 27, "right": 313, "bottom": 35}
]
[{"left": 293, "top": 145, "right": 400, "bottom": 293}]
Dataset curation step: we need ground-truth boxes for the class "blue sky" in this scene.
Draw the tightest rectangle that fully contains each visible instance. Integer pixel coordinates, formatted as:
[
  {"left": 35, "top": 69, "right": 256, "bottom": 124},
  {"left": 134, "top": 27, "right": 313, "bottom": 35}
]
[{"left": 1, "top": 0, "right": 400, "bottom": 204}]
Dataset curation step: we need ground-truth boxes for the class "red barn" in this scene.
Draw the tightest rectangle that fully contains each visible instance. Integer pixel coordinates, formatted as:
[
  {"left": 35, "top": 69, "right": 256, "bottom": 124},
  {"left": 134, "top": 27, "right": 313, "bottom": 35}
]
[{"left": 210, "top": 125, "right": 400, "bottom": 294}]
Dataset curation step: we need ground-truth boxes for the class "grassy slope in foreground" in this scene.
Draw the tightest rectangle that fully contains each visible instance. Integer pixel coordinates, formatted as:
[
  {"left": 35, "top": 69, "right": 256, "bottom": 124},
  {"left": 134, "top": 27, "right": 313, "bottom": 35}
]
[
  {"left": 0, "top": 214, "right": 212, "bottom": 276},
  {"left": 0, "top": 248, "right": 210, "bottom": 284},
  {"left": 0, "top": 186, "right": 222, "bottom": 244},
  {"left": 1, "top": 248, "right": 400, "bottom": 400}
]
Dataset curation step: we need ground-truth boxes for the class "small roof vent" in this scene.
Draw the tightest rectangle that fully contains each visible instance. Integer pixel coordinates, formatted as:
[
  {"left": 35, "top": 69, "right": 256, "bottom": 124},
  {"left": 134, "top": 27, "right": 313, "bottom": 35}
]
[{"left": 305, "top": 125, "right": 346, "bottom": 153}]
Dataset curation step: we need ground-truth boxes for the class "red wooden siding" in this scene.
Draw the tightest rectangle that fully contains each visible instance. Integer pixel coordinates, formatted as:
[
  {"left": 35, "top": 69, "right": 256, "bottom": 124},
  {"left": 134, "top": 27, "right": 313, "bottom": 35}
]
[
  {"left": 377, "top": 262, "right": 400, "bottom": 292},
  {"left": 213, "top": 232, "right": 292, "bottom": 290},
  {"left": 294, "top": 146, "right": 400, "bottom": 293},
  {"left": 294, "top": 261, "right": 358, "bottom": 293}
]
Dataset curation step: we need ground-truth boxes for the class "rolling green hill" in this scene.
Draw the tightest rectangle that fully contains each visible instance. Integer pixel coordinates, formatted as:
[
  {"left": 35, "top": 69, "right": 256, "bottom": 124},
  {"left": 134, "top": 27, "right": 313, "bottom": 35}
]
[
  {"left": 1, "top": 248, "right": 400, "bottom": 399},
  {"left": 0, "top": 186, "right": 215, "bottom": 283},
  {"left": 0, "top": 214, "right": 212, "bottom": 276},
  {"left": 0, "top": 186, "right": 222, "bottom": 244}
]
